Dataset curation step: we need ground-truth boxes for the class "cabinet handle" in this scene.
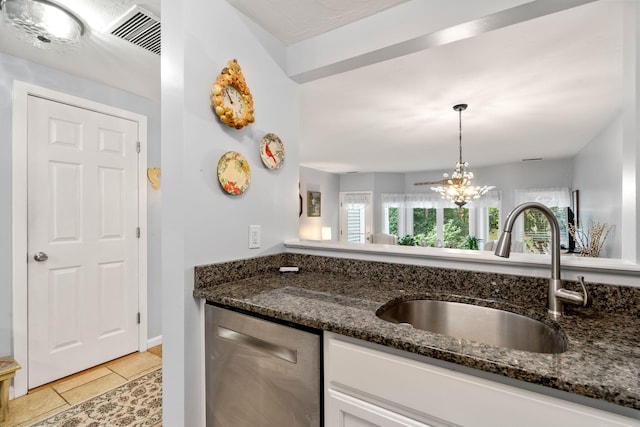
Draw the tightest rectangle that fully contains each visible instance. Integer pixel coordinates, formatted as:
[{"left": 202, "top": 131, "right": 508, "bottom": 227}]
[{"left": 217, "top": 325, "right": 297, "bottom": 364}]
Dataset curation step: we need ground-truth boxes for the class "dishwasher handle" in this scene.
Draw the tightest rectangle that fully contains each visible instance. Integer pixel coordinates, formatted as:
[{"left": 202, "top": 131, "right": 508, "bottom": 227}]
[{"left": 217, "top": 325, "right": 298, "bottom": 364}]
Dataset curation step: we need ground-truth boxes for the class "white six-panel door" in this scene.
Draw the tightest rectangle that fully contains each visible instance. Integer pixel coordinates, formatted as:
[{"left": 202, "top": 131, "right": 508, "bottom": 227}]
[{"left": 27, "top": 95, "right": 140, "bottom": 388}]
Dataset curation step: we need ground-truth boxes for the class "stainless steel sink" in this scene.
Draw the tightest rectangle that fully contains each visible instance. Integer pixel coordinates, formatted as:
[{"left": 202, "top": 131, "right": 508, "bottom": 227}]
[{"left": 376, "top": 299, "right": 568, "bottom": 354}]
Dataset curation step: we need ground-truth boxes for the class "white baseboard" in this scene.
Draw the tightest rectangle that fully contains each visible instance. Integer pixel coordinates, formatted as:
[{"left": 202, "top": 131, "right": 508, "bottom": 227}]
[{"left": 147, "top": 335, "right": 162, "bottom": 349}]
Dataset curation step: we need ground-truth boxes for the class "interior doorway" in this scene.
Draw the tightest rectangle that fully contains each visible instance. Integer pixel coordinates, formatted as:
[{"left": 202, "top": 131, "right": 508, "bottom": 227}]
[
  {"left": 11, "top": 82, "right": 148, "bottom": 396},
  {"left": 339, "top": 192, "right": 373, "bottom": 243}
]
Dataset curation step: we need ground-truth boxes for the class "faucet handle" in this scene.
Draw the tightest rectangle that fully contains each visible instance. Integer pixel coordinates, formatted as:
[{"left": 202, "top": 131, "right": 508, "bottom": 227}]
[
  {"left": 554, "top": 276, "right": 590, "bottom": 308},
  {"left": 576, "top": 276, "right": 590, "bottom": 307}
]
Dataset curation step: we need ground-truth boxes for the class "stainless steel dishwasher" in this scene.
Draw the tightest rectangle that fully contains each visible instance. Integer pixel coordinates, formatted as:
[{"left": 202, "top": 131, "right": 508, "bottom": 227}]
[{"left": 205, "top": 303, "right": 321, "bottom": 426}]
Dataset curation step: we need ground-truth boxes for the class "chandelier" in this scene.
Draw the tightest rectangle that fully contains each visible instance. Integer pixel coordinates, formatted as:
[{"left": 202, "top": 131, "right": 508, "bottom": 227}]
[{"left": 430, "top": 104, "right": 494, "bottom": 208}]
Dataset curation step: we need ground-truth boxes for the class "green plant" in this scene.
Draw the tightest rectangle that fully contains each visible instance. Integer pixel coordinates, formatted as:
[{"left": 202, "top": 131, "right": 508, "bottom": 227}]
[
  {"left": 461, "top": 235, "right": 482, "bottom": 250},
  {"left": 443, "top": 218, "right": 466, "bottom": 248},
  {"left": 398, "top": 234, "right": 419, "bottom": 246},
  {"left": 488, "top": 207, "right": 500, "bottom": 240}
]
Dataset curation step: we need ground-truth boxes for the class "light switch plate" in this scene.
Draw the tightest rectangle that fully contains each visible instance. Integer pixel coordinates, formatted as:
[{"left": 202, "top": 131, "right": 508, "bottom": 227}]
[{"left": 249, "top": 225, "right": 261, "bottom": 249}]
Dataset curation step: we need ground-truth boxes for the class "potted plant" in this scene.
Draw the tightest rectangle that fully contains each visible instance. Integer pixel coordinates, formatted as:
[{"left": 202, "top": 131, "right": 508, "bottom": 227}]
[
  {"left": 398, "top": 234, "right": 419, "bottom": 246},
  {"left": 461, "top": 235, "right": 482, "bottom": 250}
]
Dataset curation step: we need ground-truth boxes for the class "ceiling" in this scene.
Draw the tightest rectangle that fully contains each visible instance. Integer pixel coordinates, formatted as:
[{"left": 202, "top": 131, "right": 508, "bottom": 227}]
[
  {"left": 233, "top": 0, "right": 623, "bottom": 174},
  {"left": 226, "top": 0, "right": 409, "bottom": 45},
  {"left": 0, "top": 0, "right": 161, "bottom": 100},
  {"left": 296, "top": 0, "right": 623, "bottom": 173},
  {"left": 0, "top": 1, "right": 623, "bottom": 175}
]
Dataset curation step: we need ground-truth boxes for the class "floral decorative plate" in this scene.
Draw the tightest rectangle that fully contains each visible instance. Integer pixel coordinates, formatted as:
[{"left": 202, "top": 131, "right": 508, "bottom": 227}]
[
  {"left": 217, "top": 151, "right": 251, "bottom": 195},
  {"left": 260, "top": 133, "right": 285, "bottom": 170}
]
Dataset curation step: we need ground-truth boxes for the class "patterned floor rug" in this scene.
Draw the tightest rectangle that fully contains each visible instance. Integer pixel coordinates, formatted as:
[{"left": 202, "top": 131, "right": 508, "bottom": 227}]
[{"left": 30, "top": 369, "right": 162, "bottom": 427}]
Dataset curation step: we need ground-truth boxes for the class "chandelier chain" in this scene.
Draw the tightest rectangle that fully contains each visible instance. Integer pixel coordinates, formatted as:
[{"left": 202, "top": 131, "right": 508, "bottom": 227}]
[{"left": 458, "top": 107, "right": 463, "bottom": 165}]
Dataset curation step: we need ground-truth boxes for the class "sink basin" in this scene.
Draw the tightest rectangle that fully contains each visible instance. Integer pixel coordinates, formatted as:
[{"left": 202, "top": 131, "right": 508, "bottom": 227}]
[{"left": 376, "top": 299, "right": 567, "bottom": 354}]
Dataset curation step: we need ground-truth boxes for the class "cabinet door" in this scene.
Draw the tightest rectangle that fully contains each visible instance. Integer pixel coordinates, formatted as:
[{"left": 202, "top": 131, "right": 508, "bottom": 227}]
[
  {"left": 325, "top": 333, "right": 640, "bottom": 427},
  {"left": 327, "top": 389, "right": 436, "bottom": 427}
]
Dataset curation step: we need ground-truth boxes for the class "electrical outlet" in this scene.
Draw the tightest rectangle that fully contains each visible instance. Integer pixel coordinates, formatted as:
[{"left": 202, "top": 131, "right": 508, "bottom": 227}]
[{"left": 249, "top": 225, "right": 261, "bottom": 249}]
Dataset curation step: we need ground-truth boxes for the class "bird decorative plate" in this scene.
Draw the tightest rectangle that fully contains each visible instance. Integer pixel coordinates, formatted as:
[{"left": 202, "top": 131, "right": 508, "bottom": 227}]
[
  {"left": 217, "top": 151, "right": 251, "bottom": 195},
  {"left": 260, "top": 133, "right": 285, "bottom": 170}
]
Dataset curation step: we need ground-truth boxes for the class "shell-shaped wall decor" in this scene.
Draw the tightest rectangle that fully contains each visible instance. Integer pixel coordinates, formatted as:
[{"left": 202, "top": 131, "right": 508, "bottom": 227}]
[{"left": 147, "top": 168, "right": 161, "bottom": 190}]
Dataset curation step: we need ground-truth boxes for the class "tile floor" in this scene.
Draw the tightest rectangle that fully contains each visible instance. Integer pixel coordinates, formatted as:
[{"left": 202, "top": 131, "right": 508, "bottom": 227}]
[{"left": 0, "top": 345, "right": 162, "bottom": 427}]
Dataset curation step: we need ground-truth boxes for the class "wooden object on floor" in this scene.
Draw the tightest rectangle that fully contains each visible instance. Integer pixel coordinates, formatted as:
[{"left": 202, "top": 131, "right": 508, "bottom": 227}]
[{"left": 0, "top": 356, "right": 21, "bottom": 422}]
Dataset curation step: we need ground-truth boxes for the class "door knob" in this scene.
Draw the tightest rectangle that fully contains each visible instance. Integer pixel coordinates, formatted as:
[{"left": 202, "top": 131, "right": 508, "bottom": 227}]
[{"left": 34, "top": 252, "right": 48, "bottom": 262}]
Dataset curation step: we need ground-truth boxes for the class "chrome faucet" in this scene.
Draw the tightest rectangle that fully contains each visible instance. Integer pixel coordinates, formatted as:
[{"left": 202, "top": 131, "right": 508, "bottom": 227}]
[{"left": 494, "top": 202, "right": 588, "bottom": 318}]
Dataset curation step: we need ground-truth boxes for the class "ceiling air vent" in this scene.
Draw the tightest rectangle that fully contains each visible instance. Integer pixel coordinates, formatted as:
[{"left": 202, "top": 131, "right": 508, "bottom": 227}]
[{"left": 107, "top": 6, "right": 161, "bottom": 55}]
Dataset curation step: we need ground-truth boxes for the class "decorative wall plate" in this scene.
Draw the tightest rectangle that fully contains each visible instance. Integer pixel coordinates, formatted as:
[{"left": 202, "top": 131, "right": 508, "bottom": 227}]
[
  {"left": 260, "top": 133, "right": 285, "bottom": 170},
  {"left": 217, "top": 151, "right": 251, "bottom": 195}
]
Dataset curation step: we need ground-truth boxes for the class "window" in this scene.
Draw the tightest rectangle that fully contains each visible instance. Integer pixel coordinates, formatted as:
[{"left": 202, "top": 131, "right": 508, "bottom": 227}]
[
  {"left": 443, "top": 208, "right": 470, "bottom": 248},
  {"left": 488, "top": 207, "right": 500, "bottom": 241},
  {"left": 387, "top": 207, "right": 399, "bottom": 236},
  {"left": 522, "top": 207, "right": 570, "bottom": 253},
  {"left": 346, "top": 206, "right": 366, "bottom": 243},
  {"left": 382, "top": 192, "right": 501, "bottom": 248},
  {"left": 382, "top": 194, "right": 407, "bottom": 237},
  {"left": 411, "top": 207, "right": 437, "bottom": 245},
  {"left": 412, "top": 208, "right": 436, "bottom": 237},
  {"left": 515, "top": 188, "right": 571, "bottom": 254},
  {"left": 340, "top": 192, "right": 372, "bottom": 243}
]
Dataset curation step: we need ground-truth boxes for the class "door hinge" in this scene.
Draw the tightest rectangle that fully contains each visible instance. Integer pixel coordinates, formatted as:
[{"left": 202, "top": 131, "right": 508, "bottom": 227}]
[
  {"left": 136, "top": 141, "right": 141, "bottom": 153},
  {"left": 137, "top": 312, "right": 141, "bottom": 324},
  {"left": 136, "top": 227, "right": 141, "bottom": 238}
]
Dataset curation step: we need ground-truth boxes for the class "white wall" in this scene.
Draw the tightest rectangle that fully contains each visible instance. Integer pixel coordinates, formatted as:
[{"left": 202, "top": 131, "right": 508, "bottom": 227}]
[
  {"left": 161, "top": 1, "right": 299, "bottom": 425},
  {"left": 299, "top": 166, "right": 340, "bottom": 241},
  {"left": 573, "top": 114, "right": 622, "bottom": 258},
  {"left": 622, "top": 1, "right": 640, "bottom": 263},
  {"left": 340, "top": 172, "right": 376, "bottom": 191},
  {"left": 0, "top": 51, "right": 162, "bottom": 356}
]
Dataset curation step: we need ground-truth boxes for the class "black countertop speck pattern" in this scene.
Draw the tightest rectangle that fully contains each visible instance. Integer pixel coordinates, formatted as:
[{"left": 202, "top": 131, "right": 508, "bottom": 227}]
[{"left": 194, "top": 253, "right": 640, "bottom": 413}]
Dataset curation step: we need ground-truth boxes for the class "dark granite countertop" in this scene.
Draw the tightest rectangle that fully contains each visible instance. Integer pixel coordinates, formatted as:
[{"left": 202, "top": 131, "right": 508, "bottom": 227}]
[{"left": 193, "top": 254, "right": 640, "bottom": 416}]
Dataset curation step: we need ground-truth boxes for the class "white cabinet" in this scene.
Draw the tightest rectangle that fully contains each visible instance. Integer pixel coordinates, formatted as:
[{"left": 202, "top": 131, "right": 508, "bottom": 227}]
[
  {"left": 327, "top": 389, "right": 433, "bottom": 427},
  {"left": 324, "top": 333, "right": 640, "bottom": 427}
]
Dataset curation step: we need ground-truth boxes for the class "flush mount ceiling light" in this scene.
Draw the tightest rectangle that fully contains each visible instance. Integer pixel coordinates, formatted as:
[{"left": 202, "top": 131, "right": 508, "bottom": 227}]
[
  {"left": 428, "top": 104, "right": 494, "bottom": 208},
  {"left": 0, "top": 0, "right": 84, "bottom": 46}
]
